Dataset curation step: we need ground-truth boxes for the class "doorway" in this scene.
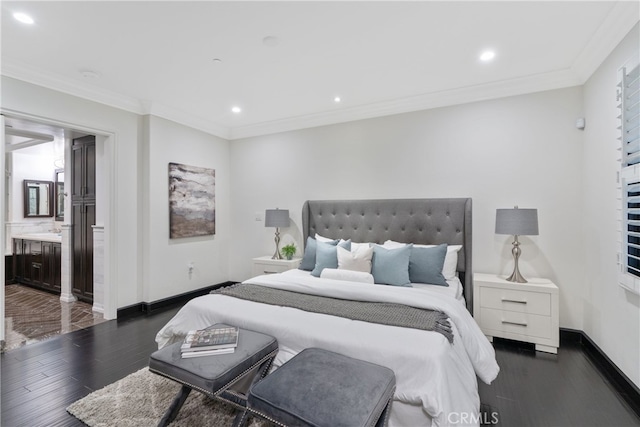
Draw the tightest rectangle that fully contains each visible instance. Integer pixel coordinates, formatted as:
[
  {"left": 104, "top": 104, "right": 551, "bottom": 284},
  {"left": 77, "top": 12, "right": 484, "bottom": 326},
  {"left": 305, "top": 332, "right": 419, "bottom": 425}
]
[{"left": 1, "top": 111, "right": 117, "bottom": 349}]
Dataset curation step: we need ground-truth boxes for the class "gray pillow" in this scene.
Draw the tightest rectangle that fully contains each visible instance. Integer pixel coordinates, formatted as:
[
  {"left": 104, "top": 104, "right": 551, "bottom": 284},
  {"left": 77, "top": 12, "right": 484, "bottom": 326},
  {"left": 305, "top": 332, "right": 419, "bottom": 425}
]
[
  {"left": 371, "top": 244, "right": 413, "bottom": 287},
  {"left": 299, "top": 237, "right": 338, "bottom": 271},
  {"left": 311, "top": 240, "right": 352, "bottom": 277},
  {"left": 409, "top": 244, "right": 448, "bottom": 286}
]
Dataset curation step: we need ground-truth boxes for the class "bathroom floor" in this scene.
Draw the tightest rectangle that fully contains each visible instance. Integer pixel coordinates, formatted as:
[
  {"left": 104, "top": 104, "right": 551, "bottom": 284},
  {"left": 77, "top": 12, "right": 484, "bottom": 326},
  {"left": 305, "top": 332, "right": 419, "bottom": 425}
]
[{"left": 3, "top": 284, "right": 107, "bottom": 352}]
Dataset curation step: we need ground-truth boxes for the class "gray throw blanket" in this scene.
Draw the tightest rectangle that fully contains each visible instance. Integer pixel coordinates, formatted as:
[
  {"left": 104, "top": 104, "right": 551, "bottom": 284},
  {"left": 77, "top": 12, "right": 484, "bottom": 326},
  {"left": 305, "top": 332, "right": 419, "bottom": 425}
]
[{"left": 213, "top": 283, "right": 453, "bottom": 343}]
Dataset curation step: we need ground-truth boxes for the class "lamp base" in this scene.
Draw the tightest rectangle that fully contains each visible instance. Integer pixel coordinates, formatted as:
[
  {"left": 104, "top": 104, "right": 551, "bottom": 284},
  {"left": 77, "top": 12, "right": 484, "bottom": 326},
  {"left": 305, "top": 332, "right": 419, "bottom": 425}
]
[
  {"left": 505, "top": 235, "right": 528, "bottom": 283},
  {"left": 271, "top": 228, "right": 283, "bottom": 260},
  {"left": 505, "top": 268, "right": 528, "bottom": 283}
]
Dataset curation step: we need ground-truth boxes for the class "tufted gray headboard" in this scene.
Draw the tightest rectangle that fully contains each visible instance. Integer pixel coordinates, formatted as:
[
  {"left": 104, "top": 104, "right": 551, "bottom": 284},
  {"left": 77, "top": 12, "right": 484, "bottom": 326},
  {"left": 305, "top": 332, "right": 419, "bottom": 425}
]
[{"left": 302, "top": 198, "right": 473, "bottom": 312}]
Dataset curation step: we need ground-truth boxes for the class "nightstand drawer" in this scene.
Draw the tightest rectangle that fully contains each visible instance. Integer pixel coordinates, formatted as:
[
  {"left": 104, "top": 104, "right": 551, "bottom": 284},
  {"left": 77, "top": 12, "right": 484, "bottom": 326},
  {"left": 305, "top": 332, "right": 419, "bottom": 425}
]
[
  {"left": 480, "top": 286, "right": 550, "bottom": 316},
  {"left": 479, "top": 308, "right": 552, "bottom": 339},
  {"left": 253, "top": 263, "right": 291, "bottom": 276},
  {"left": 252, "top": 257, "right": 302, "bottom": 277}
]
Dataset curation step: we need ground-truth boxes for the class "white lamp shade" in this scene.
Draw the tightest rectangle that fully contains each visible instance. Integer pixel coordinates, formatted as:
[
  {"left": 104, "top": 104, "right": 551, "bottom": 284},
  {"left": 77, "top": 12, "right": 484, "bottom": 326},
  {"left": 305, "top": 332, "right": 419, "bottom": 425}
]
[
  {"left": 265, "top": 209, "right": 290, "bottom": 228},
  {"left": 495, "top": 208, "right": 538, "bottom": 236}
]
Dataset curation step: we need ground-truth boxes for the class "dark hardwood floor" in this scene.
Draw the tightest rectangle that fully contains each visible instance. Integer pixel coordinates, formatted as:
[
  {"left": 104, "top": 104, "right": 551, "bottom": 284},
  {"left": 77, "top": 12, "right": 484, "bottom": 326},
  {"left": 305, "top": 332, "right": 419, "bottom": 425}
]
[
  {"left": 479, "top": 338, "right": 640, "bottom": 427},
  {"left": 1, "top": 306, "right": 181, "bottom": 427},
  {"left": 2, "top": 303, "right": 639, "bottom": 427}
]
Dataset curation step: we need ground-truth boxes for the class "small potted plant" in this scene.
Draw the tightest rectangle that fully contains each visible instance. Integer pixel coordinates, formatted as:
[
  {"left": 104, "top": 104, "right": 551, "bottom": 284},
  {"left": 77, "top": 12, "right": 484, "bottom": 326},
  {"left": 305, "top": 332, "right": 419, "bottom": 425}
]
[{"left": 281, "top": 243, "right": 297, "bottom": 260}]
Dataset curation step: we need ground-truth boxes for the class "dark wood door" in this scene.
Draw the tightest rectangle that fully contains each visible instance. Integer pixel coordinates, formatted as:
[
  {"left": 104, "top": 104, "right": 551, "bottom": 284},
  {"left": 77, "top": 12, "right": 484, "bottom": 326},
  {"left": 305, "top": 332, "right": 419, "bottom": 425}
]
[{"left": 71, "top": 135, "right": 96, "bottom": 302}]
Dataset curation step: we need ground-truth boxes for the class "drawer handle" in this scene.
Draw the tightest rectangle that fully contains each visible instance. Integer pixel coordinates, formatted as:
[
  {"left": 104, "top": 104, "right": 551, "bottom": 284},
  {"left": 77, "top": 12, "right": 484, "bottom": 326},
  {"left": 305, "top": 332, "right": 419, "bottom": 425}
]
[
  {"left": 502, "top": 320, "right": 528, "bottom": 327},
  {"left": 264, "top": 271, "right": 276, "bottom": 274},
  {"left": 502, "top": 298, "right": 527, "bottom": 304}
]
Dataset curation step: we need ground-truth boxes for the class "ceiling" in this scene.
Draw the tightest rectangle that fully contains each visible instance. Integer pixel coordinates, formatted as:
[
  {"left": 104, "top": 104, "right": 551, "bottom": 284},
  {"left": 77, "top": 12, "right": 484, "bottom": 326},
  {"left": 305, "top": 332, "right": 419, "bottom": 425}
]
[{"left": 1, "top": 1, "right": 639, "bottom": 140}]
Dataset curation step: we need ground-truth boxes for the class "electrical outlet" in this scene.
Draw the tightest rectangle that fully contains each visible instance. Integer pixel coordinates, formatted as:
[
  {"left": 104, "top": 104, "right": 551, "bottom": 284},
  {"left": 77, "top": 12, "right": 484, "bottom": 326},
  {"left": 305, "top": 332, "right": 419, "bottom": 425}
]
[{"left": 255, "top": 211, "right": 262, "bottom": 221}]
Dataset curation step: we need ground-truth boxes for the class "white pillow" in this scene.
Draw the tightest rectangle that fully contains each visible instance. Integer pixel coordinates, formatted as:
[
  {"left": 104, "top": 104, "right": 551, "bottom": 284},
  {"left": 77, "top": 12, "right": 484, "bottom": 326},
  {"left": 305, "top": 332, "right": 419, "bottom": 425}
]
[
  {"left": 315, "top": 233, "right": 352, "bottom": 246},
  {"left": 320, "top": 268, "right": 375, "bottom": 284},
  {"left": 350, "top": 242, "right": 373, "bottom": 251},
  {"left": 382, "top": 240, "right": 405, "bottom": 249},
  {"left": 337, "top": 245, "right": 374, "bottom": 273},
  {"left": 439, "top": 245, "right": 462, "bottom": 280},
  {"left": 315, "top": 233, "right": 334, "bottom": 243},
  {"left": 317, "top": 234, "right": 373, "bottom": 252},
  {"left": 383, "top": 240, "right": 462, "bottom": 280}
]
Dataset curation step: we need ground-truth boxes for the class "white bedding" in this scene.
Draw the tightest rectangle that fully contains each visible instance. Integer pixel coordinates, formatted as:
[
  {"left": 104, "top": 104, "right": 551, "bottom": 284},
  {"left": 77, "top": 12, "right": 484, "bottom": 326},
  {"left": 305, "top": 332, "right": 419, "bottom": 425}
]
[{"left": 156, "top": 270, "right": 499, "bottom": 427}]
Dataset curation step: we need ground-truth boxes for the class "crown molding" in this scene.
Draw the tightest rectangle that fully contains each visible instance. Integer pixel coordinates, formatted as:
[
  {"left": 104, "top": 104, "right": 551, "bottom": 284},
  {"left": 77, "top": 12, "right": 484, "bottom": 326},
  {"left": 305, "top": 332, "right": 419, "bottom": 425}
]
[
  {"left": 1, "top": 58, "right": 143, "bottom": 114},
  {"left": 2, "top": 59, "right": 580, "bottom": 142},
  {"left": 2, "top": 58, "right": 231, "bottom": 139},
  {"left": 144, "top": 103, "right": 231, "bottom": 140},
  {"left": 230, "top": 2, "right": 637, "bottom": 140},
  {"left": 229, "top": 69, "right": 581, "bottom": 140},
  {"left": 571, "top": 2, "right": 640, "bottom": 83}
]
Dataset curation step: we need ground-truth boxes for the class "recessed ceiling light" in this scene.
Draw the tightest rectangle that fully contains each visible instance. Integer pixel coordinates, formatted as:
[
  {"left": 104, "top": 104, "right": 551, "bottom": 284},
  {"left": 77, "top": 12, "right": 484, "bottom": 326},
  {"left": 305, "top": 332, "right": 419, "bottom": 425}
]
[
  {"left": 479, "top": 50, "right": 496, "bottom": 62},
  {"left": 13, "top": 12, "right": 34, "bottom": 24},
  {"left": 334, "top": 96, "right": 341, "bottom": 103},
  {"left": 231, "top": 106, "right": 242, "bottom": 114},
  {"left": 212, "top": 58, "right": 222, "bottom": 64}
]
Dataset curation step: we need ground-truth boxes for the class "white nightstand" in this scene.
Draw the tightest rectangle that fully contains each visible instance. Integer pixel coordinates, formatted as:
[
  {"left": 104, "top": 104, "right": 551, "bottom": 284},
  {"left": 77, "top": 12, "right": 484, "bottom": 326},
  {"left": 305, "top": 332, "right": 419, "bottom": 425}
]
[
  {"left": 252, "top": 256, "right": 302, "bottom": 277},
  {"left": 473, "top": 273, "right": 559, "bottom": 354}
]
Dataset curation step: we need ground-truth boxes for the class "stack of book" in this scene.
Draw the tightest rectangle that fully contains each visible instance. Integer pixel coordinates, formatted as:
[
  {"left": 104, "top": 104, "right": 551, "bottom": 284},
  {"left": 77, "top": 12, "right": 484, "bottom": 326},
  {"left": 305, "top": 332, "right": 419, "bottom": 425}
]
[{"left": 181, "top": 326, "right": 239, "bottom": 358}]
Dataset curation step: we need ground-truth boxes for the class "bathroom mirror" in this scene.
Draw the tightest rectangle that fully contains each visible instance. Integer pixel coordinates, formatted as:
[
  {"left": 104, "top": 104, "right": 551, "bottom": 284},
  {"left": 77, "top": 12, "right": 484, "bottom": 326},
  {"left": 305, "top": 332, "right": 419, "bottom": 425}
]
[
  {"left": 55, "top": 169, "right": 64, "bottom": 221},
  {"left": 23, "top": 180, "right": 54, "bottom": 218}
]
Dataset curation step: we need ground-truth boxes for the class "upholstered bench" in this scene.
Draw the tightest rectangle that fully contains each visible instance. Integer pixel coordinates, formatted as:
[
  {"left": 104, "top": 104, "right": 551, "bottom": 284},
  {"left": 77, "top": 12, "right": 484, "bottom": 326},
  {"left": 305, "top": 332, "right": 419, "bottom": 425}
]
[
  {"left": 243, "top": 348, "right": 396, "bottom": 427},
  {"left": 149, "top": 324, "right": 278, "bottom": 427}
]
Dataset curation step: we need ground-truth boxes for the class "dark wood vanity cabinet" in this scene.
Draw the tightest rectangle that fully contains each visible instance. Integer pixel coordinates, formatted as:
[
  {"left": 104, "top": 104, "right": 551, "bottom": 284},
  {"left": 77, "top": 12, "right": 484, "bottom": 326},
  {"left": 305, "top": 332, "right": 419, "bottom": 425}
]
[
  {"left": 13, "top": 238, "right": 62, "bottom": 294},
  {"left": 43, "top": 241, "right": 62, "bottom": 291}
]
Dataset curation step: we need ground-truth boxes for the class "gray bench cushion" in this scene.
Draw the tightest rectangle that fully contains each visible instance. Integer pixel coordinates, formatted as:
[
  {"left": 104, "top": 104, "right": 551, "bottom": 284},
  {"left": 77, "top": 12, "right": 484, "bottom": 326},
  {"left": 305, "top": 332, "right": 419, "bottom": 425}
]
[
  {"left": 149, "top": 324, "right": 278, "bottom": 396},
  {"left": 248, "top": 348, "right": 396, "bottom": 427}
]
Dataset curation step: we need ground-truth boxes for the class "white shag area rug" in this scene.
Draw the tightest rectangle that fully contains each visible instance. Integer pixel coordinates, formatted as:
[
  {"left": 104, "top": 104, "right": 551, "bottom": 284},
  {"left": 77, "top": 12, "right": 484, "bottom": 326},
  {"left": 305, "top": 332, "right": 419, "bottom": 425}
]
[{"left": 66, "top": 367, "right": 268, "bottom": 427}]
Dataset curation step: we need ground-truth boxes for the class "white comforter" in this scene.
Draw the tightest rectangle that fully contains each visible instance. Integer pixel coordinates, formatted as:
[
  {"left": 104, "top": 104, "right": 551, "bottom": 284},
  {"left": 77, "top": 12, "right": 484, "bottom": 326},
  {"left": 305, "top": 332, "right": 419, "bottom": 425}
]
[{"left": 156, "top": 270, "right": 499, "bottom": 427}]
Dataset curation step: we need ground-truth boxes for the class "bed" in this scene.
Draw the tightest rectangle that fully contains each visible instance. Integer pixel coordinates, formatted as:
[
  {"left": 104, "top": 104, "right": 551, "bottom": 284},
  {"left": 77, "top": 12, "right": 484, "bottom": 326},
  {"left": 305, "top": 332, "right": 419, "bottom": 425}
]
[{"left": 156, "top": 198, "right": 499, "bottom": 427}]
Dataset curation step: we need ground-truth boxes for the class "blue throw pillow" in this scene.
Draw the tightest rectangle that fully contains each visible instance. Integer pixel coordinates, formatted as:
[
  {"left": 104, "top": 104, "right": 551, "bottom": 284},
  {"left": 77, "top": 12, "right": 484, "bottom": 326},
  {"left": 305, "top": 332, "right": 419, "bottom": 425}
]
[
  {"left": 371, "top": 245, "right": 413, "bottom": 287},
  {"left": 299, "top": 237, "right": 340, "bottom": 271},
  {"left": 409, "top": 244, "right": 448, "bottom": 286},
  {"left": 310, "top": 240, "right": 352, "bottom": 277}
]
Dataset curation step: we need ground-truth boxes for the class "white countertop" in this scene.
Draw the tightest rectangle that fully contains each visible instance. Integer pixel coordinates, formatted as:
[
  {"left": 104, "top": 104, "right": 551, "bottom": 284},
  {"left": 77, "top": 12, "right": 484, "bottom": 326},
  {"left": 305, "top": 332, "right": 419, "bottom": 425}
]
[{"left": 13, "top": 233, "right": 62, "bottom": 243}]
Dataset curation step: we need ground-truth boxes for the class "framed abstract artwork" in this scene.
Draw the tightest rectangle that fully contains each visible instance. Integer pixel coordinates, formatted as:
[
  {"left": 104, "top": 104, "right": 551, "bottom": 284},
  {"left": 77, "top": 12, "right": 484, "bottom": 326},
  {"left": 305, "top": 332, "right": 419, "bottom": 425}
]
[{"left": 168, "top": 162, "right": 215, "bottom": 238}]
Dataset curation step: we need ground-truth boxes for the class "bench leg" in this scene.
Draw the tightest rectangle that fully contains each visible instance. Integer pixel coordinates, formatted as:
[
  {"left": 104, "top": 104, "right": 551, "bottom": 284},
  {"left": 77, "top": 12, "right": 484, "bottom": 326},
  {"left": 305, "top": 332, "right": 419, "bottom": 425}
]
[
  {"left": 219, "top": 355, "right": 275, "bottom": 407},
  {"left": 157, "top": 385, "right": 192, "bottom": 427},
  {"left": 232, "top": 409, "right": 250, "bottom": 427}
]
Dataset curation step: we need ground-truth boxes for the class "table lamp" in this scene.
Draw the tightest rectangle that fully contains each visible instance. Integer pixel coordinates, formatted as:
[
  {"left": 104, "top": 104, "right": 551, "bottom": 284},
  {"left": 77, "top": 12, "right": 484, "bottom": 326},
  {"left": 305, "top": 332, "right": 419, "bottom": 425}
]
[
  {"left": 265, "top": 208, "right": 290, "bottom": 259},
  {"left": 495, "top": 206, "right": 539, "bottom": 283}
]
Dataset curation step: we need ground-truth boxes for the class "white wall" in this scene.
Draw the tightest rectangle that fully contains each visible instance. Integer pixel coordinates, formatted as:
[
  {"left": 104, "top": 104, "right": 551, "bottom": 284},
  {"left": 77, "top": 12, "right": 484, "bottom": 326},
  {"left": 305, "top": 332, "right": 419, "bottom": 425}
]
[
  {"left": 582, "top": 23, "right": 640, "bottom": 387},
  {"left": 142, "top": 116, "right": 231, "bottom": 302},
  {"left": 10, "top": 142, "right": 58, "bottom": 222},
  {"left": 229, "top": 86, "right": 586, "bottom": 329}
]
